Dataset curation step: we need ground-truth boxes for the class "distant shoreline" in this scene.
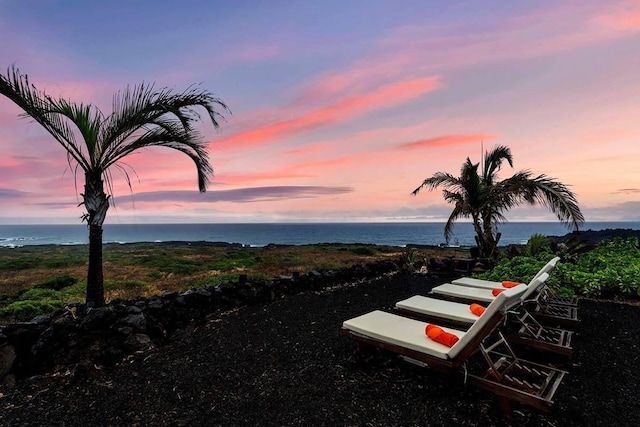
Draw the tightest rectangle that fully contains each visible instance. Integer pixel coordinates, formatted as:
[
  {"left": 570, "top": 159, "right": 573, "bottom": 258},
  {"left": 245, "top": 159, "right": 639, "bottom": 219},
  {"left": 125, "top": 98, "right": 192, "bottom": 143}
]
[
  {"left": 546, "top": 227, "right": 640, "bottom": 245},
  {"left": 1, "top": 223, "right": 639, "bottom": 249},
  {"left": 2, "top": 227, "right": 638, "bottom": 251}
]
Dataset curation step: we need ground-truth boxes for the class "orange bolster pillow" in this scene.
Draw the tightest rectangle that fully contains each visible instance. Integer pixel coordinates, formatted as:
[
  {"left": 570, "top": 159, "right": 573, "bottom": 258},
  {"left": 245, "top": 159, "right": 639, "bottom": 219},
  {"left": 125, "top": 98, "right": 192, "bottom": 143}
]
[
  {"left": 469, "top": 303, "right": 485, "bottom": 316},
  {"left": 425, "top": 324, "right": 459, "bottom": 347},
  {"left": 492, "top": 288, "right": 504, "bottom": 296},
  {"left": 502, "top": 281, "right": 519, "bottom": 288}
]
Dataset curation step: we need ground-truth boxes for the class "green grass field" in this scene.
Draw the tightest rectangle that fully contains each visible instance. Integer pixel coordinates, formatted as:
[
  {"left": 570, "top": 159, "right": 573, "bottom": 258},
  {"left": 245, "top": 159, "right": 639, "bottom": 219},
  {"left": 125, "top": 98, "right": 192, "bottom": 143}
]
[{"left": 0, "top": 242, "right": 456, "bottom": 322}]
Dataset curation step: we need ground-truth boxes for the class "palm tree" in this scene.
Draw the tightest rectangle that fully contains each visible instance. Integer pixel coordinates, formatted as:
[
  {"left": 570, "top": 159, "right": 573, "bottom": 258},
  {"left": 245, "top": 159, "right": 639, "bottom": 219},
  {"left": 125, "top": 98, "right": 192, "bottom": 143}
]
[
  {"left": 412, "top": 145, "right": 584, "bottom": 259},
  {"left": 0, "top": 66, "right": 229, "bottom": 307}
]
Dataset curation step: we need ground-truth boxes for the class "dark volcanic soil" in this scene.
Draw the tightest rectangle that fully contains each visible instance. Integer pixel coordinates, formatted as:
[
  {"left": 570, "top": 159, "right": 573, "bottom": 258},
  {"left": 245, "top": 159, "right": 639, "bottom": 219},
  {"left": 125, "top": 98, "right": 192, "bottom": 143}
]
[{"left": 1, "top": 272, "right": 639, "bottom": 426}]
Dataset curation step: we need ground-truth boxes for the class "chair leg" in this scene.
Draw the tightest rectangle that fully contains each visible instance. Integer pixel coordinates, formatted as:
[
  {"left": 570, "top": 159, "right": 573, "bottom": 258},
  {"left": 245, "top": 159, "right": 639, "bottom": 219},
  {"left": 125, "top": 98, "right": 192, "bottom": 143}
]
[{"left": 497, "top": 396, "right": 514, "bottom": 419}]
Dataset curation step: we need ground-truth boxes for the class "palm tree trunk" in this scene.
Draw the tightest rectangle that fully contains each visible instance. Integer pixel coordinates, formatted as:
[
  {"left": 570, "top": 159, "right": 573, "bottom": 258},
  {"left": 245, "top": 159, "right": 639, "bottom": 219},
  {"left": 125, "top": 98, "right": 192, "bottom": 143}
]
[
  {"left": 83, "top": 172, "right": 109, "bottom": 308},
  {"left": 471, "top": 214, "right": 488, "bottom": 257},
  {"left": 481, "top": 214, "right": 498, "bottom": 260},
  {"left": 87, "top": 224, "right": 105, "bottom": 307}
]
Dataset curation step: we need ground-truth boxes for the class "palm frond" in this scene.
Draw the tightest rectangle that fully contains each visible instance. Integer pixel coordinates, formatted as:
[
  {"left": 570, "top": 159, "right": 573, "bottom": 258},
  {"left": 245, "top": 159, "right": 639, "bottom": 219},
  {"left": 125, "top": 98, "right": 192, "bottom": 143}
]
[
  {"left": 411, "top": 172, "right": 460, "bottom": 195},
  {"left": 93, "top": 83, "right": 228, "bottom": 192},
  {"left": 530, "top": 174, "right": 585, "bottom": 230},
  {"left": 0, "top": 66, "right": 92, "bottom": 170},
  {"left": 100, "top": 83, "right": 228, "bottom": 151},
  {"left": 45, "top": 97, "right": 104, "bottom": 164},
  {"left": 443, "top": 204, "right": 466, "bottom": 243},
  {"left": 441, "top": 189, "right": 464, "bottom": 205},
  {"left": 105, "top": 125, "right": 213, "bottom": 191},
  {"left": 483, "top": 145, "right": 513, "bottom": 183}
]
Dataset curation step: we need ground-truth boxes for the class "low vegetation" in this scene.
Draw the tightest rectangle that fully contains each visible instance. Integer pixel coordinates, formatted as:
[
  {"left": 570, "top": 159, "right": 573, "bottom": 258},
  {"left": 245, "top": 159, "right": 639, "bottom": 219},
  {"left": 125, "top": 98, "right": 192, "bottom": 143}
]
[
  {"left": 0, "top": 243, "right": 452, "bottom": 322},
  {"left": 2, "top": 236, "right": 638, "bottom": 323},
  {"left": 478, "top": 237, "right": 640, "bottom": 299}
]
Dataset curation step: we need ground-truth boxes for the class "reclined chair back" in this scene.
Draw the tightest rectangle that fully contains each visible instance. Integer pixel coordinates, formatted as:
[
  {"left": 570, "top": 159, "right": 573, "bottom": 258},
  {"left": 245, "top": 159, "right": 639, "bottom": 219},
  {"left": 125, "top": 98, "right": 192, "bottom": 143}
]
[
  {"left": 520, "top": 272, "right": 551, "bottom": 302},
  {"left": 532, "top": 257, "right": 560, "bottom": 280},
  {"left": 448, "top": 282, "right": 527, "bottom": 359}
]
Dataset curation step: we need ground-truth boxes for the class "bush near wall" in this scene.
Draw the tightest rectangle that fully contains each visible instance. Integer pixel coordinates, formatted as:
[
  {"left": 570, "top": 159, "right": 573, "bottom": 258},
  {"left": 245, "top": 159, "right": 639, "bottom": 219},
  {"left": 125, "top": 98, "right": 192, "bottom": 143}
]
[{"left": 477, "top": 237, "right": 640, "bottom": 299}]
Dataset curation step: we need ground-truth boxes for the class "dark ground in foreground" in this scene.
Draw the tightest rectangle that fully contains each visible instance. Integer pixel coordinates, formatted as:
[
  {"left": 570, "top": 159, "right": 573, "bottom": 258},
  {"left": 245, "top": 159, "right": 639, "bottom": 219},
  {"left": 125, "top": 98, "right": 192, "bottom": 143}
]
[{"left": 1, "top": 272, "right": 639, "bottom": 426}]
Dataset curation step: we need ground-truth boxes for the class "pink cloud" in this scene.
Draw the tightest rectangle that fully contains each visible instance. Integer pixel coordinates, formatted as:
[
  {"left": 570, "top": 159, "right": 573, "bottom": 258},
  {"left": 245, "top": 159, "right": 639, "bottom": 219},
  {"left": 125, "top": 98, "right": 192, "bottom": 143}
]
[
  {"left": 614, "top": 188, "right": 640, "bottom": 194},
  {"left": 292, "top": 51, "right": 429, "bottom": 111},
  {"left": 592, "top": 0, "right": 640, "bottom": 31},
  {"left": 210, "top": 76, "right": 442, "bottom": 151},
  {"left": 394, "top": 134, "right": 499, "bottom": 151},
  {"left": 0, "top": 157, "right": 26, "bottom": 169},
  {"left": 213, "top": 131, "right": 495, "bottom": 187},
  {"left": 214, "top": 170, "right": 313, "bottom": 186},
  {"left": 583, "top": 129, "right": 638, "bottom": 144},
  {"left": 368, "top": 2, "right": 640, "bottom": 79},
  {"left": 111, "top": 186, "right": 353, "bottom": 206},
  {"left": 293, "top": 68, "right": 376, "bottom": 106},
  {"left": 215, "top": 155, "right": 358, "bottom": 186},
  {"left": 285, "top": 143, "right": 330, "bottom": 156},
  {"left": 615, "top": 12, "right": 640, "bottom": 29},
  {"left": 0, "top": 155, "right": 65, "bottom": 179}
]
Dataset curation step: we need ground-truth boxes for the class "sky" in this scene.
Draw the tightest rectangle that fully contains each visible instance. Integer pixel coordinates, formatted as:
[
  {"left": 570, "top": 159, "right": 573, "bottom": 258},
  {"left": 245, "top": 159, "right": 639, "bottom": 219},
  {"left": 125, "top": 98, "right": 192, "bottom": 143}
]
[{"left": 1, "top": 0, "right": 639, "bottom": 225}]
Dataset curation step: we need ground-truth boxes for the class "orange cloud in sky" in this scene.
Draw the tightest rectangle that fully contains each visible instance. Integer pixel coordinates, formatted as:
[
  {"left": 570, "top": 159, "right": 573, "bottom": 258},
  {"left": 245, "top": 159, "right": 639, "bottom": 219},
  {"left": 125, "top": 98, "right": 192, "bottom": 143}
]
[
  {"left": 614, "top": 12, "right": 640, "bottom": 29},
  {"left": 393, "top": 134, "right": 498, "bottom": 151},
  {"left": 0, "top": 157, "right": 26, "bottom": 168},
  {"left": 217, "top": 155, "right": 357, "bottom": 185},
  {"left": 293, "top": 38, "right": 432, "bottom": 110},
  {"left": 212, "top": 131, "right": 496, "bottom": 188},
  {"left": 593, "top": 0, "right": 640, "bottom": 31},
  {"left": 210, "top": 76, "right": 441, "bottom": 151},
  {"left": 285, "top": 143, "right": 329, "bottom": 156},
  {"left": 614, "top": 188, "right": 640, "bottom": 194},
  {"left": 582, "top": 128, "right": 638, "bottom": 145},
  {"left": 215, "top": 170, "right": 313, "bottom": 186},
  {"left": 370, "top": 1, "right": 640, "bottom": 79}
]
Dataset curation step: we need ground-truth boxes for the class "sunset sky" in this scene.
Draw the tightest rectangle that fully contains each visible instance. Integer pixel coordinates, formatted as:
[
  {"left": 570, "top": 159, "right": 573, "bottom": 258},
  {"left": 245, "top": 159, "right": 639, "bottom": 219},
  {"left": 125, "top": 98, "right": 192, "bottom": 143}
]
[{"left": 1, "top": 0, "right": 639, "bottom": 225}]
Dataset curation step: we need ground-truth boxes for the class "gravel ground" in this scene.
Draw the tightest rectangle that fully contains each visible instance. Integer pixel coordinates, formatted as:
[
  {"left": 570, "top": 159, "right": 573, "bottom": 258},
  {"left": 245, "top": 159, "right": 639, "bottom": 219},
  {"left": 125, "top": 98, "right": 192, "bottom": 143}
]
[{"left": 1, "top": 272, "right": 639, "bottom": 426}]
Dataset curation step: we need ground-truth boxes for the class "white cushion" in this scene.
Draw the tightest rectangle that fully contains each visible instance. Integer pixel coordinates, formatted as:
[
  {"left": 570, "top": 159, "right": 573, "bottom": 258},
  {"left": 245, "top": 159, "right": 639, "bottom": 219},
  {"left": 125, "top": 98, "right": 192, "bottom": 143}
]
[
  {"left": 451, "top": 277, "right": 515, "bottom": 289},
  {"left": 342, "top": 310, "right": 465, "bottom": 360},
  {"left": 451, "top": 256, "right": 560, "bottom": 290},
  {"left": 396, "top": 296, "right": 478, "bottom": 324},
  {"left": 343, "top": 285, "right": 528, "bottom": 361},
  {"left": 431, "top": 283, "right": 498, "bottom": 303}
]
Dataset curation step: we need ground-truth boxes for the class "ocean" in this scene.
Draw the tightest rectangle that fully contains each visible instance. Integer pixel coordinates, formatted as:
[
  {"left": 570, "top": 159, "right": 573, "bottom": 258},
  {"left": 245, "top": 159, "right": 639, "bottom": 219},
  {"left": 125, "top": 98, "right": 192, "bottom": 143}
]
[{"left": 1, "top": 222, "right": 638, "bottom": 248}]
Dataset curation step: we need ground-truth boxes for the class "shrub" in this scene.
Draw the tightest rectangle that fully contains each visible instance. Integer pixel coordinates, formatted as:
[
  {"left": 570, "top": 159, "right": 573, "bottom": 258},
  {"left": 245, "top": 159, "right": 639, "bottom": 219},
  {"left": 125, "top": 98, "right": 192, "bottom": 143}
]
[
  {"left": 0, "top": 257, "right": 38, "bottom": 271},
  {"left": 34, "top": 274, "right": 78, "bottom": 291},
  {"left": 350, "top": 246, "right": 376, "bottom": 256},
  {"left": 477, "top": 253, "right": 552, "bottom": 283},
  {"left": 527, "top": 233, "right": 550, "bottom": 256},
  {"left": 483, "top": 237, "right": 640, "bottom": 299},
  {"left": 209, "top": 251, "right": 258, "bottom": 271},
  {"left": 560, "top": 237, "right": 640, "bottom": 297},
  {"left": 42, "top": 256, "right": 85, "bottom": 269},
  {"left": 18, "top": 288, "right": 60, "bottom": 300},
  {"left": 0, "top": 298, "right": 63, "bottom": 321}
]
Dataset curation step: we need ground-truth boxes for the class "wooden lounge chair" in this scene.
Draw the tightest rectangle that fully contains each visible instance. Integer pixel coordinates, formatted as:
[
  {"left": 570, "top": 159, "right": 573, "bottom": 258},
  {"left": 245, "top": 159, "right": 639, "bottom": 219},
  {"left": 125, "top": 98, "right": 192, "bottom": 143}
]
[
  {"left": 528, "top": 296, "right": 579, "bottom": 329},
  {"left": 395, "top": 274, "right": 574, "bottom": 357},
  {"left": 451, "top": 257, "right": 559, "bottom": 291},
  {"left": 452, "top": 256, "right": 578, "bottom": 308},
  {"left": 506, "top": 309, "right": 573, "bottom": 357},
  {"left": 341, "top": 284, "right": 566, "bottom": 415},
  {"left": 431, "top": 271, "right": 580, "bottom": 328},
  {"left": 536, "top": 286, "right": 579, "bottom": 307},
  {"left": 395, "top": 280, "right": 531, "bottom": 329}
]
